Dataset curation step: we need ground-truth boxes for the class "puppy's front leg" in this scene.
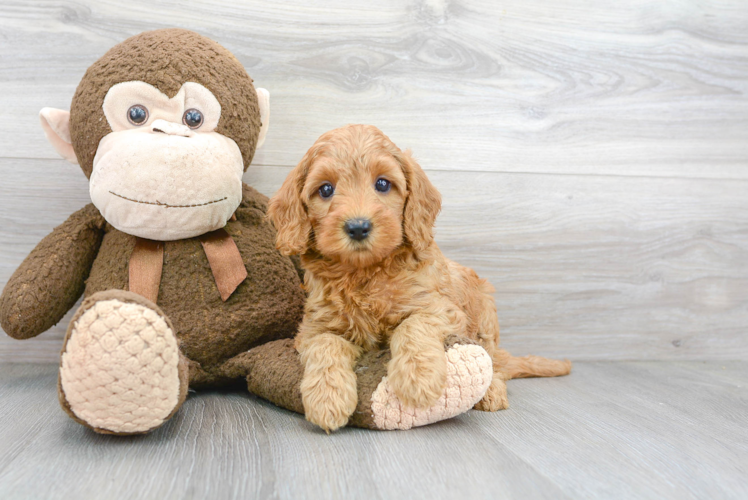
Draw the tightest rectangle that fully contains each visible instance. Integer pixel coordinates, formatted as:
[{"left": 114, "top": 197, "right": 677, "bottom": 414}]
[
  {"left": 388, "top": 314, "right": 448, "bottom": 409},
  {"left": 297, "top": 333, "right": 362, "bottom": 432}
]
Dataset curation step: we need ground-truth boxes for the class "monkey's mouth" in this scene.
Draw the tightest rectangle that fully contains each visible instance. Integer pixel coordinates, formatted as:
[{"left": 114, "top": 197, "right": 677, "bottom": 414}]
[{"left": 109, "top": 191, "right": 227, "bottom": 209}]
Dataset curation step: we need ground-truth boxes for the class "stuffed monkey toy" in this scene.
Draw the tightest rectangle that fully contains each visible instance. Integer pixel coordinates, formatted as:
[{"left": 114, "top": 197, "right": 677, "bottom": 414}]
[{"left": 0, "top": 29, "right": 494, "bottom": 434}]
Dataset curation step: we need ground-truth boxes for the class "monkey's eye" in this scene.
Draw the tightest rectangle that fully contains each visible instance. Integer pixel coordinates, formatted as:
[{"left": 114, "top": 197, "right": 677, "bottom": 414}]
[
  {"left": 127, "top": 105, "right": 148, "bottom": 126},
  {"left": 318, "top": 183, "right": 334, "bottom": 199},
  {"left": 183, "top": 108, "right": 203, "bottom": 129},
  {"left": 375, "top": 178, "right": 391, "bottom": 193}
]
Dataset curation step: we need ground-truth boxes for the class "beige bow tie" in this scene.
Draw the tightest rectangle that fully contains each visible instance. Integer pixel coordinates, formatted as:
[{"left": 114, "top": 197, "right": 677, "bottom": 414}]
[{"left": 128, "top": 227, "right": 247, "bottom": 303}]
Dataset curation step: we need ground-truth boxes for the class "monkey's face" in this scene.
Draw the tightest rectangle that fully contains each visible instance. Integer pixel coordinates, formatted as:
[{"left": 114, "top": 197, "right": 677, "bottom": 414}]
[
  {"left": 39, "top": 29, "right": 268, "bottom": 241},
  {"left": 88, "top": 81, "right": 244, "bottom": 241}
]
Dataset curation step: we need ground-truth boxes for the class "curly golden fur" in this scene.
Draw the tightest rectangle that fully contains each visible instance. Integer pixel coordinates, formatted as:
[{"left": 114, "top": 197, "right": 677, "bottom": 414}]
[{"left": 268, "top": 124, "right": 571, "bottom": 432}]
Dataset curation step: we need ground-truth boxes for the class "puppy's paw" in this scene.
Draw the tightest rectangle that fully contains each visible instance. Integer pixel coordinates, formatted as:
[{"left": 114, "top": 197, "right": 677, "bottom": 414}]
[
  {"left": 387, "top": 349, "right": 447, "bottom": 409},
  {"left": 474, "top": 375, "right": 509, "bottom": 412},
  {"left": 300, "top": 367, "right": 358, "bottom": 432}
]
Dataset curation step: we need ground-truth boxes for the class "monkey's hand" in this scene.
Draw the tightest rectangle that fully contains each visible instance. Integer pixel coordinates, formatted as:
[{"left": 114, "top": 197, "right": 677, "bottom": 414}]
[{"left": 0, "top": 203, "right": 105, "bottom": 339}]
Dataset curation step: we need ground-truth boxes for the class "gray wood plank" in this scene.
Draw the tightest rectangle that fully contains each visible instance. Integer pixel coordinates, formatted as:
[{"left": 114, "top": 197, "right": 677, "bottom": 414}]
[
  {"left": 1, "top": 0, "right": 747, "bottom": 179},
  {"left": 0, "top": 363, "right": 568, "bottom": 500},
  {"left": 0, "top": 361, "right": 746, "bottom": 499},
  {"left": 472, "top": 361, "right": 748, "bottom": 500},
  {"left": 3, "top": 159, "right": 746, "bottom": 363}
]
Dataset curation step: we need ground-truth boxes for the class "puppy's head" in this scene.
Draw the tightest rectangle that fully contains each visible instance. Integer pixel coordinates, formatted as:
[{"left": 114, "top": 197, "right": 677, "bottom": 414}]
[{"left": 268, "top": 124, "right": 441, "bottom": 267}]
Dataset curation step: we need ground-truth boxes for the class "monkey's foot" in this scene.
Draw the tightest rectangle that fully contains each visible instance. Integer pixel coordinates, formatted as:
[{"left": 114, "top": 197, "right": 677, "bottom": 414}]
[
  {"left": 369, "top": 341, "right": 493, "bottom": 430},
  {"left": 59, "top": 290, "right": 188, "bottom": 435}
]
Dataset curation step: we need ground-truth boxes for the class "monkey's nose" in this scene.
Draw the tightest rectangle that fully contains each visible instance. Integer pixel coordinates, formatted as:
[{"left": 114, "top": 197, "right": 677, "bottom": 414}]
[
  {"left": 344, "top": 219, "right": 372, "bottom": 241},
  {"left": 151, "top": 119, "right": 193, "bottom": 137}
]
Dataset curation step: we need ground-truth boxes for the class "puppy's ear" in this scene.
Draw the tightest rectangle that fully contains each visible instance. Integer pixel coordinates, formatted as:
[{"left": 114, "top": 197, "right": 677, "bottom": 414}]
[
  {"left": 399, "top": 151, "right": 441, "bottom": 253},
  {"left": 267, "top": 152, "right": 313, "bottom": 255}
]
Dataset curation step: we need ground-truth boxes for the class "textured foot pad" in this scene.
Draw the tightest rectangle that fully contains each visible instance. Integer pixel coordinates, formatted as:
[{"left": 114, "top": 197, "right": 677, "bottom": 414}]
[
  {"left": 370, "top": 344, "right": 493, "bottom": 430},
  {"left": 60, "top": 298, "right": 181, "bottom": 434}
]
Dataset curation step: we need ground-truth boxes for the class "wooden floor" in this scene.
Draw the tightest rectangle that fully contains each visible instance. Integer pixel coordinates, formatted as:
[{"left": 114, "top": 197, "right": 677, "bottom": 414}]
[{"left": 0, "top": 362, "right": 746, "bottom": 500}]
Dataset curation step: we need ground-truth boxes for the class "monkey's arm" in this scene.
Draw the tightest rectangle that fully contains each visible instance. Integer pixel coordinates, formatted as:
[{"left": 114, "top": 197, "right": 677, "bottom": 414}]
[{"left": 0, "top": 204, "right": 106, "bottom": 339}]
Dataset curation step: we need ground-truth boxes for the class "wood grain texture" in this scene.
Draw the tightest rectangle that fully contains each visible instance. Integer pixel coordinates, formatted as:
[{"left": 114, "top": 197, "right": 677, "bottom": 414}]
[
  {"left": 1, "top": 1, "right": 748, "bottom": 362},
  {"left": 2, "top": 159, "right": 746, "bottom": 362},
  {"left": 1, "top": 0, "right": 747, "bottom": 178},
  {"left": 0, "top": 362, "right": 745, "bottom": 500}
]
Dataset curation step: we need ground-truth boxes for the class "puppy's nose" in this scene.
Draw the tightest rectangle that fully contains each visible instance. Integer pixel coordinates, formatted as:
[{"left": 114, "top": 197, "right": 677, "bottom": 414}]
[{"left": 344, "top": 218, "right": 372, "bottom": 241}]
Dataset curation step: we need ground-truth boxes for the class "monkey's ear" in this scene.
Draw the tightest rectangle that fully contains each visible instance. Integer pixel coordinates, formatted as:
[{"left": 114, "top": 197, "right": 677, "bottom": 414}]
[
  {"left": 256, "top": 88, "right": 270, "bottom": 149},
  {"left": 39, "top": 108, "right": 78, "bottom": 164}
]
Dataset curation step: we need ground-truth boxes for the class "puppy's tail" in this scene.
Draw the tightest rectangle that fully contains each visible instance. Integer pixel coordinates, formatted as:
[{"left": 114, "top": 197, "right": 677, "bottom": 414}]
[{"left": 493, "top": 349, "right": 572, "bottom": 380}]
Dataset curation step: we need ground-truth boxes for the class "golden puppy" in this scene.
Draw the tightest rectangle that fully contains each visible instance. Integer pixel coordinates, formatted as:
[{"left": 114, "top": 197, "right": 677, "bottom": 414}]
[{"left": 268, "top": 124, "right": 571, "bottom": 432}]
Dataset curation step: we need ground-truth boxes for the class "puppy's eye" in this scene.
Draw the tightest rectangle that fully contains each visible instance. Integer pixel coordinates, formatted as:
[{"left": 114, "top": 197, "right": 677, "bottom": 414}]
[
  {"left": 183, "top": 108, "right": 203, "bottom": 129},
  {"left": 375, "top": 178, "right": 391, "bottom": 193},
  {"left": 127, "top": 105, "right": 148, "bottom": 125},
  {"left": 318, "top": 183, "right": 335, "bottom": 199}
]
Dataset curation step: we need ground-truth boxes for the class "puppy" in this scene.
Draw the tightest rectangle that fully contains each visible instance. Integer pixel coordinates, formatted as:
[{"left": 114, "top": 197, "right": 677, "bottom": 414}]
[{"left": 268, "top": 124, "right": 571, "bottom": 432}]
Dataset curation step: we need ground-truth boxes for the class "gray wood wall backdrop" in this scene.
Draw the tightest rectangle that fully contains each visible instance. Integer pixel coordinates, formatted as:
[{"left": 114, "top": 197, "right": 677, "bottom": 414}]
[{"left": 1, "top": 0, "right": 746, "bottom": 363}]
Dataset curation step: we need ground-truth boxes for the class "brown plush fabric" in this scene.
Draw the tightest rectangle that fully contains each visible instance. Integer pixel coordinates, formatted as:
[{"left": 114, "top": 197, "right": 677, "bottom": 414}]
[
  {"left": 69, "top": 29, "right": 261, "bottom": 178},
  {"left": 83, "top": 184, "right": 306, "bottom": 376},
  {"left": 236, "top": 339, "right": 305, "bottom": 414},
  {"left": 348, "top": 349, "right": 392, "bottom": 429},
  {"left": 0, "top": 204, "right": 106, "bottom": 339},
  {"left": 57, "top": 290, "right": 191, "bottom": 435},
  {"left": 444, "top": 333, "right": 479, "bottom": 349}
]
